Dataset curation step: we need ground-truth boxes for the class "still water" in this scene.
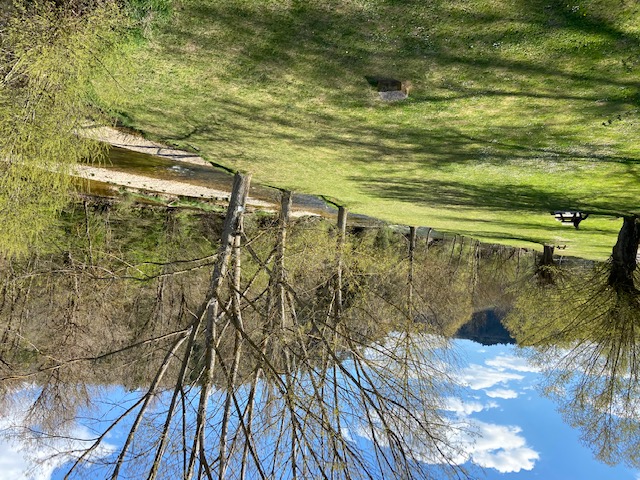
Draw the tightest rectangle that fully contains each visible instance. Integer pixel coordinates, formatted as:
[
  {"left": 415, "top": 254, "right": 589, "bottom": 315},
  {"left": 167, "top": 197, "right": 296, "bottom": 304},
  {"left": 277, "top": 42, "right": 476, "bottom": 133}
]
[
  {"left": 0, "top": 202, "right": 638, "bottom": 479},
  {"left": 97, "top": 147, "right": 338, "bottom": 217},
  {"left": 449, "top": 339, "right": 640, "bottom": 479},
  {"left": 1, "top": 339, "right": 637, "bottom": 479}
]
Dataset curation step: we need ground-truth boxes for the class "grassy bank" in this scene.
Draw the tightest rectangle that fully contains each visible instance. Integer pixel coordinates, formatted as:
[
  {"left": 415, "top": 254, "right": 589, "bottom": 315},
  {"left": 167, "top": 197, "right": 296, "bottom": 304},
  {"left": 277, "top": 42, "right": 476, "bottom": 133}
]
[{"left": 95, "top": 0, "right": 640, "bottom": 260}]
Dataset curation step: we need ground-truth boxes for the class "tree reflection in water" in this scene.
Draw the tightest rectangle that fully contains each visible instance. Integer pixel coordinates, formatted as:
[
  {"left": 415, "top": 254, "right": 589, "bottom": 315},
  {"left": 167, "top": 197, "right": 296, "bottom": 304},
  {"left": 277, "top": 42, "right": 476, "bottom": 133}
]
[
  {"left": 9, "top": 185, "right": 638, "bottom": 477},
  {"left": 506, "top": 216, "right": 640, "bottom": 468},
  {"left": 0, "top": 175, "right": 485, "bottom": 479}
]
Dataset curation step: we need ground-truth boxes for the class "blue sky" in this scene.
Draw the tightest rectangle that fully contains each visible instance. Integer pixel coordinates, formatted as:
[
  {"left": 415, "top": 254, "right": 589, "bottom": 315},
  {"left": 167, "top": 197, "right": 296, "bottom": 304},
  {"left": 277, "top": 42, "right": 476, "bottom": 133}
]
[
  {"left": 446, "top": 339, "right": 640, "bottom": 480},
  {"left": 1, "top": 338, "right": 639, "bottom": 479},
  {"left": 0, "top": 390, "right": 117, "bottom": 480}
]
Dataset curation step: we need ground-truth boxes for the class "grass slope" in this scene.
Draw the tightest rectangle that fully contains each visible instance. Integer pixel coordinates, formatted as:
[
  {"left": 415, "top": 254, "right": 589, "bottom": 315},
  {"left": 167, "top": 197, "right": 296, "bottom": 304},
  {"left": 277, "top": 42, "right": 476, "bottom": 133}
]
[{"left": 96, "top": 0, "right": 640, "bottom": 260}]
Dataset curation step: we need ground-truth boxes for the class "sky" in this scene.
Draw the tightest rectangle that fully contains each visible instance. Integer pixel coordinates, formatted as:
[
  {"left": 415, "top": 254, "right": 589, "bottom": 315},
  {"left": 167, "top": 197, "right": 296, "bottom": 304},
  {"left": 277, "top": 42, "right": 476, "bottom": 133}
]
[
  {"left": 1, "top": 339, "right": 639, "bottom": 479},
  {"left": 441, "top": 339, "right": 640, "bottom": 480},
  {"left": 0, "top": 392, "right": 117, "bottom": 480}
]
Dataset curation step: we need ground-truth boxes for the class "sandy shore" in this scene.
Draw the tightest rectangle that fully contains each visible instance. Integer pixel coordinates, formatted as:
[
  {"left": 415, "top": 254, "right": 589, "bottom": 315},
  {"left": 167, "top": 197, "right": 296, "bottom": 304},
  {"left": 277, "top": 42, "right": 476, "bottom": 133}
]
[
  {"left": 74, "top": 164, "right": 273, "bottom": 209},
  {"left": 77, "top": 126, "right": 313, "bottom": 214},
  {"left": 83, "top": 126, "right": 210, "bottom": 166}
]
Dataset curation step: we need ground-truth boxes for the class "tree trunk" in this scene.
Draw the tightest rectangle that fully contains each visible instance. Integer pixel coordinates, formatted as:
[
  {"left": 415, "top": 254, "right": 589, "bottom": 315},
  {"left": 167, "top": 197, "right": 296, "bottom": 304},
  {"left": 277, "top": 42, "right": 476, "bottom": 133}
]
[
  {"left": 276, "top": 191, "right": 292, "bottom": 330},
  {"left": 449, "top": 235, "right": 457, "bottom": 263},
  {"left": 408, "top": 226, "right": 416, "bottom": 316},
  {"left": 188, "top": 172, "right": 251, "bottom": 480},
  {"left": 335, "top": 206, "right": 347, "bottom": 320},
  {"left": 536, "top": 245, "right": 556, "bottom": 286},
  {"left": 608, "top": 216, "right": 640, "bottom": 291}
]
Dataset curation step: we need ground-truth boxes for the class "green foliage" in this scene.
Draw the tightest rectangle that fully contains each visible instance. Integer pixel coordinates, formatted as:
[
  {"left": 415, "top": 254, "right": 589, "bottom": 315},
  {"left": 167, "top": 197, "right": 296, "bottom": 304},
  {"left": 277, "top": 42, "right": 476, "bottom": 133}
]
[
  {"left": 0, "top": 0, "right": 125, "bottom": 256},
  {"left": 0, "top": 203, "right": 480, "bottom": 478},
  {"left": 123, "top": 0, "right": 172, "bottom": 39},
  {"left": 126, "top": 0, "right": 171, "bottom": 21},
  {"left": 505, "top": 262, "right": 590, "bottom": 346},
  {"left": 373, "top": 226, "right": 392, "bottom": 250}
]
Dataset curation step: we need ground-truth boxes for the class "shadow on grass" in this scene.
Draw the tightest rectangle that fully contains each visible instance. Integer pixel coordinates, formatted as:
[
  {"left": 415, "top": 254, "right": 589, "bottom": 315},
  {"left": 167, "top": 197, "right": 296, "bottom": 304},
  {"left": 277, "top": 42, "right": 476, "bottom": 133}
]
[
  {"left": 351, "top": 176, "right": 633, "bottom": 216},
  {"left": 159, "top": 0, "right": 640, "bottom": 97},
  {"left": 119, "top": 0, "right": 640, "bottom": 224},
  {"left": 159, "top": 93, "right": 640, "bottom": 167},
  {"left": 432, "top": 216, "right": 565, "bottom": 246},
  {"left": 134, "top": 90, "right": 640, "bottom": 217}
]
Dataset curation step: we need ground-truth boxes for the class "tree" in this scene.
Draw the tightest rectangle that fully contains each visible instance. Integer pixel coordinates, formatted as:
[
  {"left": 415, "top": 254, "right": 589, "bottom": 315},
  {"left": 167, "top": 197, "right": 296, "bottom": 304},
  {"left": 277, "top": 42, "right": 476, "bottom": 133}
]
[
  {"left": 535, "top": 245, "right": 557, "bottom": 286},
  {"left": 0, "top": 0, "right": 124, "bottom": 255},
  {"left": 0, "top": 191, "right": 473, "bottom": 479},
  {"left": 505, "top": 216, "right": 640, "bottom": 468}
]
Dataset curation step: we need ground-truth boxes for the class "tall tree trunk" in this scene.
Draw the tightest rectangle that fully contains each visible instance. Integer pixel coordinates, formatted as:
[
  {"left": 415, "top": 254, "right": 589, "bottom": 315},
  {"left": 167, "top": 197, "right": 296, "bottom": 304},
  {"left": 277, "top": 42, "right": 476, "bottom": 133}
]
[
  {"left": 449, "top": 235, "right": 457, "bottom": 263},
  {"left": 265, "top": 191, "right": 292, "bottom": 334},
  {"left": 470, "top": 239, "right": 480, "bottom": 292},
  {"left": 187, "top": 172, "right": 251, "bottom": 480},
  {"left": 277, "top": 191, "right": 292, "bottom": 330},
  {"left": 83, "top": 200, "right": 93, "bottom": 266},
  {"left": 608, "top": 216, "right": 640, "bottom": 291},
  {"left": 536, "top": 245, "right": 556, "bottom": 286},
  {"left": 408, "top": 226, "right": 416, "bottom": 317},
  {"left": 219, "top": 225, "right": 246, "bottom": 480},
  {"left": 335, "top": 206, "right": 347, "bottom": 321}
]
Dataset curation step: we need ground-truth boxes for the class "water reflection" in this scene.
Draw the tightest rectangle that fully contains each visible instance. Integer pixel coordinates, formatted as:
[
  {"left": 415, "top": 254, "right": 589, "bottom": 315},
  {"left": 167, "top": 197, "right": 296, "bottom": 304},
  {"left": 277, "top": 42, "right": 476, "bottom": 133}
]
[
  {"left": 0, "top": 181, "right": 478, "bottom": 479},
  {"left": 506, "top": 216, "right": 640, "bottom": 469},
  {"left": 1, "top": 188, "right": 638, "bottom": 479},
  {"left": 100, "top": 147, "right": 339, "bottom": 217}
]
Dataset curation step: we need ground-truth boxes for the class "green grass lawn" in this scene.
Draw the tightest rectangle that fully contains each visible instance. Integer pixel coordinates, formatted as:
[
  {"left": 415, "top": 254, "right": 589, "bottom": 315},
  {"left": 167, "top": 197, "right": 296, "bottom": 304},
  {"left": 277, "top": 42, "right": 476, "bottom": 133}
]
[{"left": 95, "top": 0, "right": 640, "bottom": 260}]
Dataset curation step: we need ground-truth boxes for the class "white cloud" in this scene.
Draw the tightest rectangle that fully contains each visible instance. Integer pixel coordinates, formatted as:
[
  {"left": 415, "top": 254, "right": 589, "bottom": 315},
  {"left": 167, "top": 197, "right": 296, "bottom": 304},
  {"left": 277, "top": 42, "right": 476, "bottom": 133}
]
[
  {"left": 442, "top": 397, "right": 486, "bottom": 416},
  {"left": 468, "top": 420, "right": 538, "bottom": 472},
  {"left": 456, "top": 364, "right": 524, "bottom": 390},
  {"left": 485, "top": 389, "right": 519, "bottom": 399},
  {"left": 0, "top": 447, "right": 36, "bottom": 480},
  {"left": 435, "top": 419, "right": 539, "bottom": 473},
  {"left": 341, "top": 427, "right": 354, "bottom": 443},
  {"left": 485, "top": 355, "right": 541, "bottom": 373},
  {"left": 0, "top": 404, "right": 115, "bottom": 480},
  {"left": 472, "top": 444, "right": 539, "bottom": 473},
  {"left": 351, "top": 410, "right": 539, "bottom": 474},
  {"left": 348, "top": 341, "right": 541, "bottom": 475},
  {"left": 0, "top": 428, "right": 113, "bottom": 480}
]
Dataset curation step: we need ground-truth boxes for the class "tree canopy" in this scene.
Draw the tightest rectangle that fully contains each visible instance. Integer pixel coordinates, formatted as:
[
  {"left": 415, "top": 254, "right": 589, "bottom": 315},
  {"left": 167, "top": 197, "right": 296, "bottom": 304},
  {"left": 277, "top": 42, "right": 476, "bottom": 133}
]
[
  {"left": 0, "top": 0, "right": 124, "bottom": 255},
  {"left": 505, "top": 217, "right": 640, "bottom": 468}
]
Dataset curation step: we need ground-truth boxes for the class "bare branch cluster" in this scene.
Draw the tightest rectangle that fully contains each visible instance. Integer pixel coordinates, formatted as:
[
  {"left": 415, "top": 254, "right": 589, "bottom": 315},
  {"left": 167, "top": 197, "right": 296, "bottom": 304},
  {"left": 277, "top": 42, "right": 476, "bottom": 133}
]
[{"left": 0, "top": 180, "right": 483, "bottom": 479}]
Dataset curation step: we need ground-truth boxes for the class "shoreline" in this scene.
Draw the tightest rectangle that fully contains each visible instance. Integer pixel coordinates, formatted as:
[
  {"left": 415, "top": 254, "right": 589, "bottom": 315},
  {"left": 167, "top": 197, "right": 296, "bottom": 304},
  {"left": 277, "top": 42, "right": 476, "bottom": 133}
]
[
  {"left": 83, "top": 126, "right": 210, "bottom": 167},
  {"left": 77, "top": 126, "right": 320, "bottom": 217}
]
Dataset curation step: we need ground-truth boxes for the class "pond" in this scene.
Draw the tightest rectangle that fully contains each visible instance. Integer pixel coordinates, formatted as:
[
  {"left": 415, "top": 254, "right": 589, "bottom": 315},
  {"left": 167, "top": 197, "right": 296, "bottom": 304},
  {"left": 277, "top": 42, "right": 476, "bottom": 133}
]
[
  {"left": 2, "top": 339, "right": 637, "bottom": 479},
  {"left": 0, "top": 199, "right": 638, "bottom": 479}
]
